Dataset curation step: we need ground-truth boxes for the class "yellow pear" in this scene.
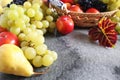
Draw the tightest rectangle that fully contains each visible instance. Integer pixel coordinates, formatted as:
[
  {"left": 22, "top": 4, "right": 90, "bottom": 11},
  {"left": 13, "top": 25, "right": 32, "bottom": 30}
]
[
  {"left": 0, "top": 44, "right": 49, "bottom": 77},
  {"left": 0, "top": 44, "right": 34, "bottom": 77}
]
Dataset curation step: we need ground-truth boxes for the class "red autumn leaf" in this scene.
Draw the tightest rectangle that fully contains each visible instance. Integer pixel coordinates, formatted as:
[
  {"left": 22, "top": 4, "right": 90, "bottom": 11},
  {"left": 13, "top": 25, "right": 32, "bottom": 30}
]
[{"left": 89, "top": 17, "right": 117, "bottom": 47}]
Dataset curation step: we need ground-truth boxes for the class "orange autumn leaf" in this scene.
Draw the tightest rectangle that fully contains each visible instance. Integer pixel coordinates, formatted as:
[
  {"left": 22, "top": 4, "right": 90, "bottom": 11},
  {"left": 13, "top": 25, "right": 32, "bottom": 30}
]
[{"left": 89, "top": 17, "right": 117, "bottom": 47}]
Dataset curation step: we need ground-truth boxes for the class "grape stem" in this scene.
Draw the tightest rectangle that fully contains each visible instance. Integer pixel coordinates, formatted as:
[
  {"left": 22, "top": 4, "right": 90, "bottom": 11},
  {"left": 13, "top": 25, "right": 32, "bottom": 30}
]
[{"left": 33, "top": 67, "right": 49, "bottom": 75}]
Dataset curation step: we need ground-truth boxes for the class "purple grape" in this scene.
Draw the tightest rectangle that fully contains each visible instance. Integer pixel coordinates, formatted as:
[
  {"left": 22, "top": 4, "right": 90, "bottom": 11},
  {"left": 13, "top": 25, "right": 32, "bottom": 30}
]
[{"left": 77, "top": 0, "right": 107, "bottom": 12}]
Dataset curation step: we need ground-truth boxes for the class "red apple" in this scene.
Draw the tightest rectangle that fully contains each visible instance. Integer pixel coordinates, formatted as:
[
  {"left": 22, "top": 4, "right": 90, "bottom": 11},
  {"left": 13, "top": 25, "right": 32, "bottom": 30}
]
[
  {"left": 61, "top": 0, "right": 74, "bottom": 4},
  {"left": 56, "top": 15, "right": 74, "bottom": 35},
  {"left": 65, "top": 3, "right": 71, "bottom": 9},
  {"left": 69, "top": 5, "right": 83, "bottom": 13},
  {"left": 86, "top": 8, "right": 100, "bottom": 13},
  {"left": 0, "top": 32, "right": 19, "bottom": 46}
]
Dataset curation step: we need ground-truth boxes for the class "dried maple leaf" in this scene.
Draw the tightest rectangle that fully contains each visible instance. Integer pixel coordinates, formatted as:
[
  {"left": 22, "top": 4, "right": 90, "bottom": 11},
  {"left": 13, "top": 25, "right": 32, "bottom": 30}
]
[{"left": 89, "top": 17, "right": 117, "bottom": 47}]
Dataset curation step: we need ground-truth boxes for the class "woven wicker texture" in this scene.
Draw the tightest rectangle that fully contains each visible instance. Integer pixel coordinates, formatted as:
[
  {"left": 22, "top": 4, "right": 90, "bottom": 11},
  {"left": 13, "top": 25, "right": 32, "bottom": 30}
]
[{"left": 51, "top": 4, "right": 118, "bottom": 27}]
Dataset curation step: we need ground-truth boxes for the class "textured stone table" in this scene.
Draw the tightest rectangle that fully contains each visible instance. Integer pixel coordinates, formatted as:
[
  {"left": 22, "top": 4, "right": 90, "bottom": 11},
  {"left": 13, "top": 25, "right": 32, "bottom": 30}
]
[{"left": 0, "top": 29, "right": 120, "bottom": 80}]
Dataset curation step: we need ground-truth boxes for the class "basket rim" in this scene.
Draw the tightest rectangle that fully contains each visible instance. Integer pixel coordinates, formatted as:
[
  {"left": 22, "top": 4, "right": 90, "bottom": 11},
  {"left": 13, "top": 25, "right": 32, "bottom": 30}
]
[
  {"left": 51, "top": 4, "right": 119, "bottom": 27},
  {"left": 68, "top": 9, "right": 118, "bottom": 14},
  {"left": 51, "top": 4, "right": 118, "bottom": 15}
]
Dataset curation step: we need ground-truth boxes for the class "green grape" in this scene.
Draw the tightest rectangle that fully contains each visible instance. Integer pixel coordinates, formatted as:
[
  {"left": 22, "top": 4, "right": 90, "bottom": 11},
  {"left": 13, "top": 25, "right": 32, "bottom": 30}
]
[
  {"left": 25, "top": 31, "right": 38, "bottom": 41},
  {"left": 32, "top": 0, "right": 43, "bottom": 6},
  {"left": 24, "top": 47, "right": 36, "bottom": 60},
  {"left": 0, "top": 14, "right": 9, "bottom": 28},
  {"left": 23, "top": 1, "right": 32, "bottom": 9},
  {"left": 7, "top": 20, "right": 14, "bottom": 26},
  {"left": 115, "top": 10, "right": 120, "bottom": 17},
  {"left": 46, "top": 15, "right": 54, "bottom": 22},
  {"left": 35, "top": 44, "right": 47, "bottom": 55},
  {"left": 52, "top": 12, "right": 58, "bottom": 21},
  {"left": 33, "top": 21, "right": 43, "bottom": 28},
  {"left": 108, "top": 1, "right": 120, "bottom": 10},
  {"left": 36, "top": 29, "right": 43, "bottom": 35},
  {"left": 42, "top": 20, "right": 49, "bottom": 28},
  {"left": 21, "top": 46, "right": 28, "bottom": 52},
  {"left": 15, "top": 18, "right": 24, "bottom": 26},
  {"left": 20, "top": 24, "right": 26, "bottom": 31},
  {"left": 46, "top": 50, "right": 58, "bottom": 61},
  {"left": 46, "top": 8, "right": 53, "bottom": 15},
  {"left": 50, "top": 51, "right": 58, "bottom": 61},
  {"left": 0, "top": 6, "right": 3, "bottom": 14},
  {"left": 3, "top": 7, "right": 9, "bottom": 14},
  {"left": 32, "top": 56, "right": 42, "bottom": 67},
  {"left": 10, "top": 27, "right": 21, "bottom": 35},
  {"left": 20, "top": 41, "right": 29, "bottom": 47},
  {"left": 34, "top": 11, "right": 43, "bottom": 21},
  {"left": 23, "top": 28, "right": 32, "bottom": 34},
  {"left": 10, "top": 4, "right": 18, "bottom": 9},
  {"left": 26, "top": 23, "right": 31, "bottom": 27},
  {"left": 101, "top": 0, "right": 109, "bottom": 3},
  {"left": 109, "top": 0, "right": 117, "bottom": 4},
  {"left": 7, "top": 10, "right": 19, "bottom": 20},
  {"left": 26, "top": 8, "right": 35, "bottom": 17},
  {"left": 29, "top": 24, "right": 36, "bottom": 30},
  {"left": 42, "top": 54, "right": 54, "bottom": 66},
  {"left": 21, "top": 15, "right": 30, "bottom": 24},
  {"left": 41, "top": 28, "right": 47, "bottom": 34},
  {"left": 49, "top": 22, "right": 56, "bottom": 29},
  {"left": 110, "top": 16, "right": 120, "bottom": 22},
  {"left": 15, "top": 19, "right": 26, "bottom": 31},
  {"left": 41, "top": 3, "right": 48, "bottom": 10},
  {"left": 115, "top": 22, "right": 120, "bottom": 33},
  {"left": 18, "top": 33, "right": 26, "bottom": 41},
  {"left": 33, "top": 35, "right": 45, "bottom": 45},
  {"left": 17, "top": 6, "right": 25, "bottom": 16},
  {"left": 32, "top": 3, "right": 40, "bottom": 10}
]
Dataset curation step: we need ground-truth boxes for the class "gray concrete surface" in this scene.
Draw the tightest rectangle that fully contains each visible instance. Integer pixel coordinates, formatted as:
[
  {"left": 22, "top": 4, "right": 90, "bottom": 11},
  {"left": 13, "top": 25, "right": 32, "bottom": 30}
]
[{"left": 0, "top": 29, "right": 120, "bottom": 80}]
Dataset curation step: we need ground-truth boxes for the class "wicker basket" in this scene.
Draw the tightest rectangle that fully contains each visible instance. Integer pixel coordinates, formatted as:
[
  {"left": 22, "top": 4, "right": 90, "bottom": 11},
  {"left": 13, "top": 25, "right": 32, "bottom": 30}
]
[{"left": 51, "top": 4, "right": 118, "bottom": 27}]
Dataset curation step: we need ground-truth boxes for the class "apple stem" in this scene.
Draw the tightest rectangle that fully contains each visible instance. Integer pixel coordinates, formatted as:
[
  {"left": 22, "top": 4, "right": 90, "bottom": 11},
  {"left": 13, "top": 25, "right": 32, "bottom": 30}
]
[{"left": 33, "top": 67, "right": 49, "bottom": 75}]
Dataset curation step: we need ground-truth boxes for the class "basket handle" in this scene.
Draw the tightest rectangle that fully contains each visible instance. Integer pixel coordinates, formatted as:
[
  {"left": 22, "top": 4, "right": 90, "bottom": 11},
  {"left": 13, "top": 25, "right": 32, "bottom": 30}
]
[
  {"left": 48, "top": 0, "right": 69, "bottom": 13},
  {"left": 48, "top": 0, "right": 64, "bottom": 8}
]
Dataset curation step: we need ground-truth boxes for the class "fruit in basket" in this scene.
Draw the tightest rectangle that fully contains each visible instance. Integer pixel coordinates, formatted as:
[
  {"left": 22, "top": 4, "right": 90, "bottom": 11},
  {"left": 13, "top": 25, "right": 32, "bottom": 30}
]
[
  {"left": 0, "top": 32, "right": 19, "bottom": 46},
  {"left": 12, "top": 0, "right": 27, "bottom": 5},
  {"left": 86, "top": 8, "right": 100, "bottom": 13},
  {"left": 56, "top": 15, "right": 74, "bottom": 35},
  {"left": 78, "top": 0, "right": 107, "bottom": 12},
  {"left": 89, "top": 17, "right": 117, "bottom": 47},
  {"left": 69, "top": 5, "right": 83, "bottom": 13},
  {"left": 65, "top": 3, "right": 71, "bottom": 9},
  {"left": 0, "top": 44, "right": 49, "bottom": 77},
  {"left": 60, "top": 0, "right": 74, "bottom": 4}
]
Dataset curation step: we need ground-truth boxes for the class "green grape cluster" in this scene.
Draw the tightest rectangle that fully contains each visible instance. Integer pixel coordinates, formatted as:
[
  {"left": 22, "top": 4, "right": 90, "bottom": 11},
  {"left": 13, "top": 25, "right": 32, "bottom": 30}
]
[
  {"left": 101, "top": 0, "right": 120, "bottom": 11},
  {"left": 0, "top": 1, "right": 58, "bottom": 67}
]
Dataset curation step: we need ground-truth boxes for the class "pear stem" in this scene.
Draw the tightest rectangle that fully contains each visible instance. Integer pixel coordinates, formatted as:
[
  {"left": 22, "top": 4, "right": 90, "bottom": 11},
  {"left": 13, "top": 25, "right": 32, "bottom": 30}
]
[{"left": 34, "top": 67, "right": 49, "bottom": 75}]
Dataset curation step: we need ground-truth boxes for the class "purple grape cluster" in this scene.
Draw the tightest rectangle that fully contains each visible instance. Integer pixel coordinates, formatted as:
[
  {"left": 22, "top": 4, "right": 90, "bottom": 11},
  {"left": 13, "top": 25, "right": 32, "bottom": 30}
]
[
  {"left": 12, "top": 0, "right": 26, "bottom": 5},
  {"left": 78, "top": 0, "right": 107, "bottom": 12},
  {"left": 7, "top": 0, "right": 26, "bottom": 7}
]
